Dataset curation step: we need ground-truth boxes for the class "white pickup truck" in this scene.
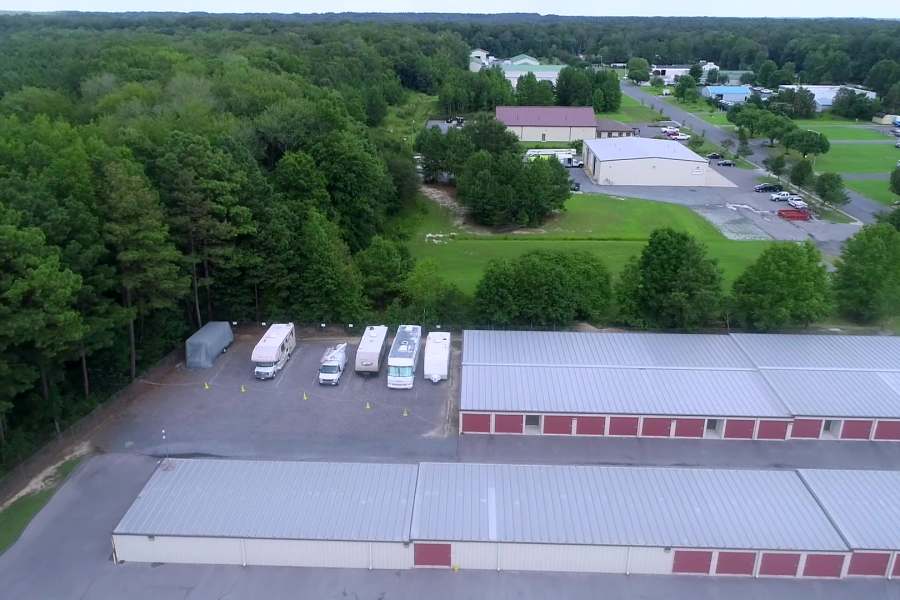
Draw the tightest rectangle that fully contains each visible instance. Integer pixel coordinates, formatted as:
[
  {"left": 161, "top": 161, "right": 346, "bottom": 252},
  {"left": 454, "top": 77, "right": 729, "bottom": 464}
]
[{"left": 770, "top": 191, "right": 803, "bottom": 202}]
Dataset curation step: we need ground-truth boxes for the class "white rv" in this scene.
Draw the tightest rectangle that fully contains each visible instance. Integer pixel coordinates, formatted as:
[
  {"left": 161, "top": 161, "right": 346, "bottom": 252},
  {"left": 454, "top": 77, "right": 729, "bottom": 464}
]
[
  {"left": 318, "top": 343, "right": 348, "bottom": 385},
  {"left": 355, "top": 325, "right": 388, "bottom": 375},
  {"left": 423, "top": 332, "right": 451, "bottom": 383},
  {"left": 251, "top": 323, "right": 296, "bottom": 380},
  {"left": 386, "top": 325, "right": 422, "bottom": 390}
]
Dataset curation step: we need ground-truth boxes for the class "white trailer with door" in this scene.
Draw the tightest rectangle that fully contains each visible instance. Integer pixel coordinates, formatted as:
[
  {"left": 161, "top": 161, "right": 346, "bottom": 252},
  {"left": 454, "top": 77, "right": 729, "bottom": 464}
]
[
  {"left": 423, "top": 332, "right": 451, "bottom": 383},
  {"left": 355, "top": 325, "right": 388, "bottom": 375},
  {"left": 387, "top": 325, "right": 421, "bottom": 389},
  {"left": 251, "top": 323, "right": 296, "bottom": 380}
]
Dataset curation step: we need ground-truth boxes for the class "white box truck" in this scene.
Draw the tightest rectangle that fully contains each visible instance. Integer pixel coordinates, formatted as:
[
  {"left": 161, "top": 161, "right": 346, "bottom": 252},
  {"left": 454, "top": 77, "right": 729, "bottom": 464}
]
[
  {"left": 355, "top": 325, "right": 388, "bottom": 375},
  {"left": 318, "top": 343, "right": 348, "bottom": 385},
  {"left": 251, "top": 323, "right": 296, "bottom": 380},
  {"left": 387, "top": 325, "right": 421, "bottom": 390},
  {"left": 423, "top": 332, "right": 451, "bottom": 383}
]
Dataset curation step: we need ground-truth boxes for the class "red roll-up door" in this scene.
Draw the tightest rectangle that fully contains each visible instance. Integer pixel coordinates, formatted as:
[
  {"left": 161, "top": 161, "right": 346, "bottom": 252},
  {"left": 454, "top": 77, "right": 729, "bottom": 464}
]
[
  {"left": 674, "top": 418, "right": 704, "bottom": 438},
  {"left": 414, "top": 543, "right": 451, "bottom": 567},
  {"left": 543, "top": 415, "right": 574, "bottom": 435},
  {"left": 802, "top": 554, "right": 844, "bottom": 578},
  {"left": 759, "top": 553, "right": 800, "bottom": 576},
  {"left": 790, "top": 419, "right": 822, "bottom": 439},
  {"left": 672, "top": 550, "right": 712, "bottom": 574},
  {"left": 715, "top": 552, "right": 756, "bottom": 575},
  {"left": 461, "top": 413, "right": 490, "bottom": 433},
  {"left": 840, "top": 420, "right": 873, "bottom": 440},
  {"left": 875, "top": 420, "right": 900, "bottom": 441},
  {"left": 640, "top": 417, "right": 672, "bottom": 437},
  {"left": 575, "top": 416, "right": 605, "bottom": 435},
  {"left": 756, "top": 420, "right": 789, "bottom": 440},
  {"left": 494, "top": 414, "right": 523, "bottom": 434},
  {"left": 848, "top": 552, "right": 890, "bottom": 576},
  {"left": 724, "top": 419, "right": 755, "bottom": 439},
  {"left": 893, "top": 555, "right": 900, "bottom": 577},
  {"left": 608, "top": 416, "right": 639, "bottom": 436}
]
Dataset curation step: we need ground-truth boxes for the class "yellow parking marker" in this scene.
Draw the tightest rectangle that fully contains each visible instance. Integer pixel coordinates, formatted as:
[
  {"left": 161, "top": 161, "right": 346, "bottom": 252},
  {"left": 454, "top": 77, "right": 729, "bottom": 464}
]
[
  {"left": 203, "top": 382, "right": 210, "bottom": 390},
  {"left": 241, "top": 384, "right": 246, "bottom": 393},
  {"left": 402, "top": 408, "right": 410, "bottom": 417},
  {"left": 365, "top": 401, "right": 372, "bottom": 410},
  {"left": 302, "top": 391, "right": 309, "bottom": 401}
]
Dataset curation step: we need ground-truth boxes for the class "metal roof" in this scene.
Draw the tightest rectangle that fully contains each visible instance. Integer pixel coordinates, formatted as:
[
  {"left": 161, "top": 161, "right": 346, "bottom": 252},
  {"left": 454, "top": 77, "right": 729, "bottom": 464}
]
[
  {"left": 731, "top": 333, "right": 900, "bottom": 371},
  {"left": 461, "top": 365, "right": 789, "bottom": 417},
  {"left": 113, "top": 459, "right": 418, "bottom": 542},
  {"left": 799, "top": 469, "right": 900, "bottom": 551},
  {"left": 762, "top": 370, "right": 900, "bottom": 418},
  {"left": 495, "top": 106, "right": 597, "bottom": 128},
  {"left": 463, "top": 330, "right": 753, "bottom": 370},
  {"left": 388, "top": 324, "right": 421, "bottom": 360},
  {"left": 411, "top": 463, "right": 847, "bottom": 551},
  {"left": 595, "top": 118, "right": 634, "bottom": 132},
  {"left": 583, "top": 137, "right": 707, "bottom": 163}
]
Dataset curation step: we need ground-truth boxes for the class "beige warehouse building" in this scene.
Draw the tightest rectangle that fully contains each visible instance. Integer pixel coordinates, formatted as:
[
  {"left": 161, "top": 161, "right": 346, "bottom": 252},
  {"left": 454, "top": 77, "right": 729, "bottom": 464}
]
[
  {"left": 496, "top": 106, "right": 597, "bottom": 142},
  {"left": 583, "top": 137, "right": 735, "bottom": 187}
]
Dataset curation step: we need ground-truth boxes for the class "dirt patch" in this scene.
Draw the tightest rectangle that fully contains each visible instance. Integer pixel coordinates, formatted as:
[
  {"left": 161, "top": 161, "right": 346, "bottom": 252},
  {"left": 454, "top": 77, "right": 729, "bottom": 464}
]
[
  {"left": 419, "top": 184, "right": 494, "bottom": 235},
  {"left": 0, "top": 441, "right": 91, "bottom": 510}
]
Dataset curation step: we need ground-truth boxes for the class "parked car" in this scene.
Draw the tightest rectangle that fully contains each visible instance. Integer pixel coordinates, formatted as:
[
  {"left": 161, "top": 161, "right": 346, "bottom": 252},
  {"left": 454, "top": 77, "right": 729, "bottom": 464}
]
[
  {"left": 754, "top": 183, "right": 783, "bottom": 193},
  {"left": 717, "top": 159, "right": 735, "bottom": 167},
  {"left": 770, "top": 191, "right": 793, "bottom": 202},
  {"left": 788, "top": 198, "right": 809, "bottom": 210},
  {"left": 661, "top": 126, "right": 680, "bottom": 135},
  {"left": 671, "top": 133, "right": 691, "bottom": 141},
  {"left": 707, "top": 153, "right": 723, "bottom": 160},
  {"left": 895, "top": 140, "right": 900, "bottom": 148},
  {"left": 570, "top": 181, "right": 581, "bottom": 192}
]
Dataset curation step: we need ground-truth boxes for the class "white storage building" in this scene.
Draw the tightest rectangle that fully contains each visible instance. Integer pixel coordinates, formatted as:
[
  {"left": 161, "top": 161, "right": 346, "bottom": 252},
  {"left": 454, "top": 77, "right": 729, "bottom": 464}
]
[
  {"left": 496, "top": 106, "right": 597, "bottom": 142},
  {"left": 112, "top": 459, "right": 418, "bottom": 569},
  {"left": 459, "top": 330, "right": 900, "bottom": 441},
  {"left": 582, "top": 137, "right": 736, "bottom": 187}
]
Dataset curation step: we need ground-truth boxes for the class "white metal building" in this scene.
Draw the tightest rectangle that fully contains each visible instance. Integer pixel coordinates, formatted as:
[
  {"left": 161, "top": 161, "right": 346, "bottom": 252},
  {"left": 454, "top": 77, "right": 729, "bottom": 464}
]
[
  {"left": 582, "top": 137, "right": 736, "bottom": 187},
  {"left": 112, "top": 459, "right": 418, "bottom": 569},
  {"left": 777, "top": 85, "right": 877, "bottom": 111},
  {"left": 459, "top": 330, "right": 900, "bottom": 441},
  {"left": 496, "top": 106, "right": 597, "bottom": 142},
  {"left": 411, "top": 463, "right": 849, "bottom": 576}
]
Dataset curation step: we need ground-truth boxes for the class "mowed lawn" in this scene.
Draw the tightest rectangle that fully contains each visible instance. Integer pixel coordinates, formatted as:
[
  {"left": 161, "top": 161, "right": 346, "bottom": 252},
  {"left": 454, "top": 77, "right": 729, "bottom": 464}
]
[
  {"left": 792, "top": 120, "right": 888, "bottom": 141},
  {"left": 407, "top": 194, "right": 771, "bottom": 293},
  {"left": 601, "top": 94, "right": 661, "bottom": 123},
  {"left": 846, "top": 179, "right": 899, "bottom": 206},
  {"left": 811, "top": 143, "right": 900, "bottom": 174}
]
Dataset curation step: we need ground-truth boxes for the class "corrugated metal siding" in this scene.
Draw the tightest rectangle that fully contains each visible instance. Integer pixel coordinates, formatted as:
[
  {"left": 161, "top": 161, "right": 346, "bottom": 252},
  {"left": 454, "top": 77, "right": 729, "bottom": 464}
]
[
  {"left": 411, "top": 463, "right": 847, "bottom": 551},
  {"left": 463, "top": 330, "right": 753, "bottom": 369},
  {"left": 762, "top": 371, "right": 900, "bottom": 417},
  {"left": 461, "top": 365, "right": 789, "bottom": 417},
  {"left": 113, "top": 459, "right": 418, "bottom": 542},
  {"left": 799, "top": 470, "right": 900, "bottom": 550},
  {"left": 731, "top": 334, "right": 900, "bottom": 371}
]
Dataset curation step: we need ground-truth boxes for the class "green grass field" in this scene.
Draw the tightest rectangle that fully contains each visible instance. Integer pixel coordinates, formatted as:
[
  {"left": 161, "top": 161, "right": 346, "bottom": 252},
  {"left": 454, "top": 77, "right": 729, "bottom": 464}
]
[
  {"left": 811, "top": 144, "right": 900, "bottom": 174},
  {"left": 601, "top": 94, "right": 662, "bottom": 124},
  {"left": 792, "top": 120, "right": 888, "bottom": 141},
  {"left": 662, "top": 97, "right": 734, "bottom": 129},
  {"left": 846, "top": 179, "right": 900, "bottom": 206},
  {"left": 406, "top": 194, "right": 771, "bottom": 293},
  {"left": 0, "top": 457, "right": 82, "bottom": 555},
  {"left": 381, "top": 92, "right": 439, "bottom": 150}
]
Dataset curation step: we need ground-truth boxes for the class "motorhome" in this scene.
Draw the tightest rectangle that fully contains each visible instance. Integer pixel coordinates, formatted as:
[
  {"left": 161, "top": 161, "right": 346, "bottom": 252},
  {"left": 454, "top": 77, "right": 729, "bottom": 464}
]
[
  {"left": 318, "top": 343, "right": 348, "bottom": 385},
  {"left": 423, "top": 332, "right": 451, "bottom": 383},
  {"left": 524, "top": 148, "right": 582, "bottom": 168},
  {"left": 251, "top": 323, "right": 296, "bottom": 380},
  {"left": 386, "top": 325, "right": 422, "bottom": 389},
  {"left": 354, "top": 325, "right": 388, "bottom": 375}
]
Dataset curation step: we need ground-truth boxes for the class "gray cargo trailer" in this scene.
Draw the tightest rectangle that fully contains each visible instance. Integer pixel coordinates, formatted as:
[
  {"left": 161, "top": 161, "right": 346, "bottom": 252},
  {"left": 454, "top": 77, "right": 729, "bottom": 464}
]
[{"left": 185, "top": 322, "right": 234, "bottom": 368}]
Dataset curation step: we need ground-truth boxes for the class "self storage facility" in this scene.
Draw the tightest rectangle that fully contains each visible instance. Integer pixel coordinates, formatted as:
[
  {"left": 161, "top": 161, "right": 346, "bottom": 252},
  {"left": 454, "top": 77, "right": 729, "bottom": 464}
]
[
  {"left": 114, "top": 458, "right": 900, "bottom": 579},
  {"left": 459, "top": 330, "right": 900, "bottom": 441}
]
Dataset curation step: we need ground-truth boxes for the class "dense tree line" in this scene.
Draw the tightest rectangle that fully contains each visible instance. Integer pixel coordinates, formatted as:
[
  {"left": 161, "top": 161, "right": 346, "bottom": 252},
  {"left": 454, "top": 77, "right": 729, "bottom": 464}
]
[{"left": 0, "top": 17, "right": 467, "bottom": 470}]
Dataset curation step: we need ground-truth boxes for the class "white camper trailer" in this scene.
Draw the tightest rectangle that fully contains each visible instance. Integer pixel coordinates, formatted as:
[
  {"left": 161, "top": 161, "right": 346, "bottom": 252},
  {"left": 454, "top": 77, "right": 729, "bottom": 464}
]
[
  {"left": 423, "top": 332, "right": 451, "bottom": 383},
  {"left": 251, "top": 323, "right": 296, "bottom": 380},
  {"left": 355, "top": 325, "right": 388, "bottom": 375},
  {"left": 318, "top": 343, "right": 348, "bottom": 385},
  {"left": 386, "top": 325, "right": 422, "bottom": 390}
]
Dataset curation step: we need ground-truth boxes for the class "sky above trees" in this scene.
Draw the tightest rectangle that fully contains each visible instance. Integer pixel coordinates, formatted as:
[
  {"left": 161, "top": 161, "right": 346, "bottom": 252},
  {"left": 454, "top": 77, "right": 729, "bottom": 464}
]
[{"left": 5, "top": 2, "right": 898, "bottom": 18}]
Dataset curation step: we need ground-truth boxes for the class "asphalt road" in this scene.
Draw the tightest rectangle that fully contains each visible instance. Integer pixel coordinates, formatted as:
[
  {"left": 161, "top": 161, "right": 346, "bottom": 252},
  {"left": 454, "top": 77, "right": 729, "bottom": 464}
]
[{"left": 620, "top": 82, "right": 887, "bottom": 224}]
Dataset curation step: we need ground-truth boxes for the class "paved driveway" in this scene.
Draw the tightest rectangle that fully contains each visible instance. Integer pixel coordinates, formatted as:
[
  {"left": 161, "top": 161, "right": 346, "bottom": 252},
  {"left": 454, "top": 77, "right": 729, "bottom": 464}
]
[{"left": 621, "top": 82, "right": 886, "bottom": 224}]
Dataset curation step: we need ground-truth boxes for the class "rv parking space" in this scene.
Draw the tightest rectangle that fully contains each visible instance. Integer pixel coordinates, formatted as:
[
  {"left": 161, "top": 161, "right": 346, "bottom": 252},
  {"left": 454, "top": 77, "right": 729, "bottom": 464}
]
[{"left": 94, "top": 329, "right": 459, "bottom": 462}]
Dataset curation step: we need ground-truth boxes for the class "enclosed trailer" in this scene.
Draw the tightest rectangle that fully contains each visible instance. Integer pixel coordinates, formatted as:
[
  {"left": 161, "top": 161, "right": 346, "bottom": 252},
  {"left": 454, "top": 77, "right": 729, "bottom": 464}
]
[
  {"left": 387, "top": 325, "right": 422, "bottom": 390},
  {"left": 423, "top": 332, "right": 451, "bottom": 383},
  {"left": 185, "top": 322, "right": 233, "bottom": 369},
  {"left": 251, "top": 323, "right": 296, "bottom": 380},
  {"left": 355, "top": 325, "right": 388, "bottom": 375}
]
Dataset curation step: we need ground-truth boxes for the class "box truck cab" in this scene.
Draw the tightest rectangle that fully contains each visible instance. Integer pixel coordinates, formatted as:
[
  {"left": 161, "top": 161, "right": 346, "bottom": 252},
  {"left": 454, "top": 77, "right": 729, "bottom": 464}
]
[
  {"left": 252, "top": 323, "right": 296, "bottom": 380},
  {"left": 318, "top": 343, "right": 348, "bottom": 385},
  {"left": 355, "top": 325, "right": 388, "bottom": 375},
  {"left": 387, "top": 325, "right": 421, "bottom": 389},
  {"left": 423, "top": 332, "right": 451, "bottom": 383}
]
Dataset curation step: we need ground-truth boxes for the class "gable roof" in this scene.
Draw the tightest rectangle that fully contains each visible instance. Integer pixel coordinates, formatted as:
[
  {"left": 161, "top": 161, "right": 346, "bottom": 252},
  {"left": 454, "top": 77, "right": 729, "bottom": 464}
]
[
  {"left": 595, "top": 118, "right": 634, "bottom": 132},
  {"left": 495, "top": 106, "right": 597, "bottom": 128},
  {"left": 584, "top": 136, "right": 707, "bottom": 163}
]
